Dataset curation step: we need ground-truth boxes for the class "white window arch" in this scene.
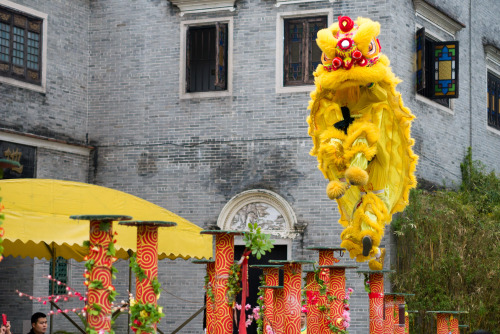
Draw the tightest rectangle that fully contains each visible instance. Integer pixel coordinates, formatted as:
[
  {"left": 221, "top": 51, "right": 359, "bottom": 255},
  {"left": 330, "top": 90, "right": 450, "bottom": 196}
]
[{"left": 217, "top": 189, "right": 300, "bottom": 239}]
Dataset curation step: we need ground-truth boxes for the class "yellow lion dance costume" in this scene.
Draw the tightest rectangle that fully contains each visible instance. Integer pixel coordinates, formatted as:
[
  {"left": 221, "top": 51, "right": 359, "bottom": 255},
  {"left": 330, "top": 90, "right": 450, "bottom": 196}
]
[{"left": 307, "top": 16, "right": 418, "bottom": 270}]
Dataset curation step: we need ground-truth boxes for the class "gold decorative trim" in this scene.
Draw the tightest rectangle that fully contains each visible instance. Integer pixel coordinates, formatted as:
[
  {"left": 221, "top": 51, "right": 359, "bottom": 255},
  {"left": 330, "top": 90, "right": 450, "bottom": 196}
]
[
  {"left": 14, "top": 15, "right": 26, "bottom": 27},
  {"left": 0, "top": 12, "right": 11, "bottom": 21}
]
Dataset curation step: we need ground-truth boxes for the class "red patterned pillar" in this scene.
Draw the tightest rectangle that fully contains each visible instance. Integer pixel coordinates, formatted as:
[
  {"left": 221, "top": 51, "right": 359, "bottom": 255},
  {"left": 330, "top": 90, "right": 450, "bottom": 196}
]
[
  {"left": 323, "top": 265, "right": 357, "bottom": 331},
  {"left": 70, "top": 215, "right": 132, "bottom": 333},
  {"left": 357, "top": 271, "right": 390, "bottom": 334},
  {"left": 272, "top": 287, "right": 285, "bottom": 334},
  {"left": 305, "top": 271, "right": 320, "bottom": 334},
  {"left": 120, "top": 221, "right": 176, "bottom": 331},
  {"left": 200, "top": 230, "right": 243, "bottom": 334},
  {"left": 193, "top": 259, "right": 216, "bottom": 334},
  {"left": 270, "top": 260, "right": 314, "bottom": 334},
  {"left": 252, "top": 265, "right": 281, "bottom": 332},
  {"left": 383, "top": 295, "right": 394, "bottom": 334},
  {"left": 428, "top": 312, "right": 461, "bottom": 334},
  {"left": 307, "top": 247, "right": 345, "bottom": 334}
]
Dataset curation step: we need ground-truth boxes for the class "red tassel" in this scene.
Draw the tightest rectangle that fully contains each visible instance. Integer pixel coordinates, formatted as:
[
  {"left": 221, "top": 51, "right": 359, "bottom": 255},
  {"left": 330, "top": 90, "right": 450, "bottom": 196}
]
[{"left": 238, "top": 250, "right": 252, "bottom": 334}]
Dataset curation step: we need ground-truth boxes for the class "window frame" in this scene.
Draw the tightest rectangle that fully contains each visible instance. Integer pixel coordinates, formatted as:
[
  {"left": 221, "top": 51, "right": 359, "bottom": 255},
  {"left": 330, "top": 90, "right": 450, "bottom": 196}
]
[
  {"left": 0, "top": 0, "right": 47, "bottom": 93},
  {"left": 179, "top": 17, "right": 233, "bottom": 99},
  {"left": 485, "top": 46, "right": 500, "bottom": 135},
  {"left": 283, "top": 16, "right": 327, "bottom": 87},
  {"left": 415, "top": 25, "right": 455, "bottom": 114},
  {"left": 487, "top": 71, "right": 500, "bottom": 131},
  {"left": 275, "top": 8, "right": 333, "bottom": 94}
]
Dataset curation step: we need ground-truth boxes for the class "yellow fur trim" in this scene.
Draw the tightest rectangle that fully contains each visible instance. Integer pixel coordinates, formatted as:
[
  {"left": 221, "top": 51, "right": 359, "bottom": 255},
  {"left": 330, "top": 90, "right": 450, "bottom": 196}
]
[
  {"left": 326, "top": 180, "right": 348, "bottom": 199},
  {"left": 353, "top": 18, "right": 380, "bottom": 55},
  {"left": 340, "top": 193, "right": 391, "bottom": 260},
  {"left": 316, "top": 28, "right": 338, "bottom": 60},
  {"left": 344, "top": 144, "right": 378, "bottom": 162},
  {"left": 344, "top": 121, "right": 380, "bottom": 148},
  {"left": 345, "top": 166, "right": 368, "bottom": 186},
  {"left": 368, "top": 258, "right": 383, "bottom": 271}
]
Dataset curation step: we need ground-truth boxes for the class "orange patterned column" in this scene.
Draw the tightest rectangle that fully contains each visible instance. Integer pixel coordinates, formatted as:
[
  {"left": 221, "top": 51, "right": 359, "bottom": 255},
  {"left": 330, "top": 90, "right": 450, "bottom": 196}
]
[
  {"left": 270, "top": 260, "right": 314, "bottom": 334},
  {"left": 428, "top": 312, "right": 461, "bottom": 334},
  {"left": 260, "top": 266, "right": 280, "bottom": 332},
  {"left": 305, "top": 271, "right": 320, "bottom": 334},
  {"left": 284, "top": 263, "right": 302, "bottom": 334},
  {"left": 200, "top": 230, "right": 243, "bottom": 334},
  {"left": 193, "top": 259, "right": 216, "bottom": 334},
  {"left": 329, "top": 268, "right": 346, "bottom": 331},
  {"left": 272, "top": 287, "right": 285, "bottom": 334},
  {"left": 383, "top": 295, "right": 394, "bottom": 334},
  {"left": 307, "top": 247, "right": 345, "bottom": 334},
  {"left": 356, "top": 270, "right": 394, "bottom": 334},
  {"left": 71, "top": 215, "right": 132, "bottom": 333},
  {"left": 120, "top": 221, "right": 176, "bottom": 332}
]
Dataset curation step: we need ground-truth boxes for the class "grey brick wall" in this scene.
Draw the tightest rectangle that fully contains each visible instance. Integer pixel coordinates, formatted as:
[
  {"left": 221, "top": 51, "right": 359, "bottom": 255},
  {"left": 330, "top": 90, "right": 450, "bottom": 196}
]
[{"left": 1, "top": 0, "right": 500, "bottom": 333}]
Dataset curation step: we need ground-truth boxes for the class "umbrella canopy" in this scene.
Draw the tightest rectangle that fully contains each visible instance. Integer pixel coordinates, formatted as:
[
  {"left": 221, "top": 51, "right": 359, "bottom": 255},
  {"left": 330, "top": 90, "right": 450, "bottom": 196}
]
[{"left": 0, "top": 179, "right": 212, "bottom": 261}]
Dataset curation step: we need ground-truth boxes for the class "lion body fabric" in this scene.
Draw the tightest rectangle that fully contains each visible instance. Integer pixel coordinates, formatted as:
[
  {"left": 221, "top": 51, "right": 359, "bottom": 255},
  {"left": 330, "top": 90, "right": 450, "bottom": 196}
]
[{"left": 307, "top": 16, "right": 418, "bottom": 269}]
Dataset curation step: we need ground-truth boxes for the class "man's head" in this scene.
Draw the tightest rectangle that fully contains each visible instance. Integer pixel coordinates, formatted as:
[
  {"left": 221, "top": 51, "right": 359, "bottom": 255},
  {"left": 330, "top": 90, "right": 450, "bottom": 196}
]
[
  {"left": 30, "top": 312, "right": 47, "bottom": 334},
  {"left": 300, "top": 311, "right": 307, "bottom": 329}
]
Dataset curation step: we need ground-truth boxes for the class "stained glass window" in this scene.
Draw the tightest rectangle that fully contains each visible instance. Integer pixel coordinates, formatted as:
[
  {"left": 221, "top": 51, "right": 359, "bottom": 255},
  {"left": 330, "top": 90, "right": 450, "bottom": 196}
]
[
  {"left": 488, "top": 72, "right": 500, "bottom": 130},
  {"left": 284, "top": 16, "right": 327, "bottom": 86},
  {"left": 0, "top": 6, "right": 42, "bottom": 84},
  {"left": 432, "top": 41, "right": 458, "bottom": 98},
  {"left": 415, "top": 27, "right": 458, "bottom": 104}
]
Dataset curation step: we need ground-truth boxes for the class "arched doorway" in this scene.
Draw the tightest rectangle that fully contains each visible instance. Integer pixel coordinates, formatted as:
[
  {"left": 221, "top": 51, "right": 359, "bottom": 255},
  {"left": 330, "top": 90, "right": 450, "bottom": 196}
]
[{"left": 217, "top": 190, "right": 300, "bottom": 334}]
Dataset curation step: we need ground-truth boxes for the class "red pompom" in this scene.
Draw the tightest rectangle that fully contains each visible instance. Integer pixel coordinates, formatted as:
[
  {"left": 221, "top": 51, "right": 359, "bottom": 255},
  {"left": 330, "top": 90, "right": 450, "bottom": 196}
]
[{"left": 338, "top": 16, "right": 354, "bottom": 32}]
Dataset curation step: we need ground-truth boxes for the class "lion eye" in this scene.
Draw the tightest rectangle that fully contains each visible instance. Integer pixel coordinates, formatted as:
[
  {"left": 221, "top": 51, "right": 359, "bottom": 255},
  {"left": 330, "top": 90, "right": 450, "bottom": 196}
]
[{"left": 367, "top": 40, "right": 377, "bottom": 55}]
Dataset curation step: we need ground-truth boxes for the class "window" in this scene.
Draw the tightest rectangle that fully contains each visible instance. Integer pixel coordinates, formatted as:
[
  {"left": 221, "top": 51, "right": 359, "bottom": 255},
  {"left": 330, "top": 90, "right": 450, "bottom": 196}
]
[
  {"left": 0, "top": 5, "right": 42, "bottom": 85},
  {"left": 488, "top": 72, "right": 500, "bottom": 131},
  {"left": 49, "top": 257, "right": 68, "bottom": 295},
  {"left": 415, "top": 27, "right": 459, "bottom": 107},
  {"left": 186, "top": 23, "right": 227, "bottom": 93},
  {"left": 283, "top": 16, "right": 326, "bottom": 86}
]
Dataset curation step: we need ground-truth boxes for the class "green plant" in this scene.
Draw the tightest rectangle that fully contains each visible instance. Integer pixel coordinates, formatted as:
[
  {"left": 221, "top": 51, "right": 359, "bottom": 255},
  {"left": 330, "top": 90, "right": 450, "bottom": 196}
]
[
  {"left": 243, "top": 222, "right": 274, "bottom": 260},
  {"left": 392, "top": 149, "right": 500, "bottom": 332},
  {"left": 256, "top": 275, "right": 266, "bottom": 334}
]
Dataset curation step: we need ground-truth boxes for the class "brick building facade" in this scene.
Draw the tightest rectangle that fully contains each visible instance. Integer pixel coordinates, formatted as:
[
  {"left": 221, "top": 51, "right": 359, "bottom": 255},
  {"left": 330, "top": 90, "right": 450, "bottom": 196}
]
[{"left": 0, "top": 0, "right": 499, "bottom": 333}]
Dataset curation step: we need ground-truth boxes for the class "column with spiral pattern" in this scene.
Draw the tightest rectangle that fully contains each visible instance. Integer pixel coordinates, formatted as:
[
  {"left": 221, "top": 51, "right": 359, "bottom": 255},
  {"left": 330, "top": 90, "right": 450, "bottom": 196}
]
[
  {"left": 383, "top": 295, "right": 394, "bottom": 334},
  {"left": 120, "top": 221, "right": 176, "bottom": 332},
  {"left": 434, "top": 312, "right": 460, "bottom": 334},
  {"left": 192, "top": 259, "right": 216, "bottom": 334},
  {"left": 71, "top": 215, "right": 132, "bottom": 333},
  {"left": 263, "top": 267, "right": 280, "bottom": 332},
  {"left": 305, "top": 271, "right": 320, "bottom": 334},
  {"left": 200, "top": 231, "right": 243, "bottom": 334},
  {"left": 328, "top": 267, "right": 347, "bottom": 331},
  {"left": 272, "top": 287, "right": 285, "bottom": 334},
  {"left": 369, "top": 272, "right": 384, "bottom": 333}
]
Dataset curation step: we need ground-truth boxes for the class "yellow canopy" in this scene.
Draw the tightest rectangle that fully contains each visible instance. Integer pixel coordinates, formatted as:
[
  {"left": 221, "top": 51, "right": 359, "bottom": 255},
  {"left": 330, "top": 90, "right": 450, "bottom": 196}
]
[{"left": 0, "top": 179, "right": 212, "bottom": 261}]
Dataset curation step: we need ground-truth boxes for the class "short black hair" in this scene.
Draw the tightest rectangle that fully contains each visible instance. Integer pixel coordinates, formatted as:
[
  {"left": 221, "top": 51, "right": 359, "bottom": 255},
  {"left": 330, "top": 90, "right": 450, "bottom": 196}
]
[{"left": 31, "top": 312, "right": 46, "bottom": 325}]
